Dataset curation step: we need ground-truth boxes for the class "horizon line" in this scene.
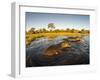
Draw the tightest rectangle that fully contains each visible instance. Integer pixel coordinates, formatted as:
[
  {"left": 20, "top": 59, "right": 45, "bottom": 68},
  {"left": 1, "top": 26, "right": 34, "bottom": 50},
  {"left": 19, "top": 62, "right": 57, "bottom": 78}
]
[{"left": 26, "top": 26, "right": 89, "bottom": 31}]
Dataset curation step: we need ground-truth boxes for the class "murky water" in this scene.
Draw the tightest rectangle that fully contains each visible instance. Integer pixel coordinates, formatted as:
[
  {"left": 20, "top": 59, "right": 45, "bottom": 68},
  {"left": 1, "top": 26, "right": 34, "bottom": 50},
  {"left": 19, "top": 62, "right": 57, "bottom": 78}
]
[{"left": 26, "top": 36, "right": 89, "bottom": 67}]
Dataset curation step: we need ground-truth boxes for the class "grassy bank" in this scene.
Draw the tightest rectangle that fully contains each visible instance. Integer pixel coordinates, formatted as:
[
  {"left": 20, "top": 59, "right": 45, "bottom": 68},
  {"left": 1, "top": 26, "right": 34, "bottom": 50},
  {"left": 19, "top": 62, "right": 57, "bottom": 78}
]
[{"left": 26, "top": 32, "right": 89, "bottom": 47}]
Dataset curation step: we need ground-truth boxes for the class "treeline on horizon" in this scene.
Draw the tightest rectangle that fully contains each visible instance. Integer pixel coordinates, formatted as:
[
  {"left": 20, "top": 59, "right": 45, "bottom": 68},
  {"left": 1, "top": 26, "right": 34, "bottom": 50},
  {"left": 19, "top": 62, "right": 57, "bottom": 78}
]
[{"left": 26, "top": 23, "right": 89, "bottom": 34}]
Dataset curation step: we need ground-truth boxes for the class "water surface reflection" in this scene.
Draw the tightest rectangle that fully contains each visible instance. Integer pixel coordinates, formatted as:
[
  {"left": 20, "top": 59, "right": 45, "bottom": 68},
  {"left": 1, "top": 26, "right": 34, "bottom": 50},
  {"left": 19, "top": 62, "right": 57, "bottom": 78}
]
[{"left": 26, "top": 36, "right": 89, "bottom": 67}]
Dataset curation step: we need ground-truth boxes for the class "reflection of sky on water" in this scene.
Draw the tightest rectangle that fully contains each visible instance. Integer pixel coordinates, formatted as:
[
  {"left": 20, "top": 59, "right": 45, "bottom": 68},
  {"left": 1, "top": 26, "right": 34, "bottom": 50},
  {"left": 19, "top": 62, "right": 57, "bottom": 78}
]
[
  {"left": 29, "top": 36, "right": 68, "bottom": 48},
  {"left": 26, "top": 36, "right": 89, "bottom": 67},
  {"left": 27, "top": 36, "right": 89, "bottom": 54}
]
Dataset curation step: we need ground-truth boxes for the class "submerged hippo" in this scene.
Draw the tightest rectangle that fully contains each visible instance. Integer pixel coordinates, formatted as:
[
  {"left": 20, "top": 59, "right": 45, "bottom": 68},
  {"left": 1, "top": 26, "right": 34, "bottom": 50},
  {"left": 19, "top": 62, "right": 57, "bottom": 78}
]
[
  {"left": 43, "top": 41, "right": 71, "bottom": 57},
  {"left": 63, "top": 36, "right": 82, "bottom": 42},
  {"left": 26, "top": 36, "right": 89, "bottom": 67}
]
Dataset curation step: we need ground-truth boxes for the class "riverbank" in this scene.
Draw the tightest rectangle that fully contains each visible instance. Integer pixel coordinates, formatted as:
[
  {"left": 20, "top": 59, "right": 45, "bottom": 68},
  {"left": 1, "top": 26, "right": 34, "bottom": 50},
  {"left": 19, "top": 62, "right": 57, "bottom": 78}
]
[{"left": 26, "top": 32, "right": 89, "bottom": 47}]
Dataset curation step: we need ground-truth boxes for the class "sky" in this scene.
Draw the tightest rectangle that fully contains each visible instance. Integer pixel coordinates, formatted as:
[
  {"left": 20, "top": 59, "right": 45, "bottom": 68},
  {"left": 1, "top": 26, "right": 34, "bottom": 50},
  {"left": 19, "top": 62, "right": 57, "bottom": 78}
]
[{"left": 25, "top": 12, "right": 90, "bottom": 31}]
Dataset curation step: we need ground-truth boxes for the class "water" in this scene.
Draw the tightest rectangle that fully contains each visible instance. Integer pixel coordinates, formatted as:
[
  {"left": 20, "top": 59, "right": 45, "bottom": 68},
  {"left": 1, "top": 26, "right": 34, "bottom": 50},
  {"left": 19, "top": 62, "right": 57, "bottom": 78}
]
[
  {"left": 26, "top": 36, "right": 89, "bottom": 67},
  {"left": 29, "top": 36, "right": 68, "bottom": 48}
]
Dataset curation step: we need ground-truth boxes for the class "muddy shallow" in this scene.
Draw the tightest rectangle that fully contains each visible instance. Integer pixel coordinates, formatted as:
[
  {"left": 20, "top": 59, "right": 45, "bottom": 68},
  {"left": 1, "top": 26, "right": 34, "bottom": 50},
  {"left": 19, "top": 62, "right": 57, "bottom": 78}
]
[{"left": 26, "top": 36, "right": 89, "bottom": 67}]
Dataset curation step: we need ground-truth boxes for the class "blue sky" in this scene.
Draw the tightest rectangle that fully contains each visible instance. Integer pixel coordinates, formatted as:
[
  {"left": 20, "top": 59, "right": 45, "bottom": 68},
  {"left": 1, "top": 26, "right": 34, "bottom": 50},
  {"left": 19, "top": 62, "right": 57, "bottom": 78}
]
[{"left": 25, "top": 12, "right": 90, "bottom": 30}]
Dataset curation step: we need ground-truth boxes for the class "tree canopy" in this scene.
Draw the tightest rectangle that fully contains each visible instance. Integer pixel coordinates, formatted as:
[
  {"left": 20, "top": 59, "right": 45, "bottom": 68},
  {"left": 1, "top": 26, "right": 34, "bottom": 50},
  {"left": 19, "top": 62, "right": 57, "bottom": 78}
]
[{"left": 48, "top": 23, "right": 55, "bottom": 31}]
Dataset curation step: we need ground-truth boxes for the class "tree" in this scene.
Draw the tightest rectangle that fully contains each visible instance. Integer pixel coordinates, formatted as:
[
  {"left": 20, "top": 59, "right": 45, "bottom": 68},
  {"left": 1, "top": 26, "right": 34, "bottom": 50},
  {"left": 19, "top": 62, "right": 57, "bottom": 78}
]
[
  {"left": 48, "top": 23, "right": 55, "bottom": 31},
  {"left": 66, "top": 28, "right": 70, "bottom": 32},
  {"left": 81, "top": 29, "right": 85, "bottom": 33},
  {"left": 38, "top": 29, "right": 43, "bottom": 33},
  {"left": 71, "top": 28, "right": 75, "bottom": 33},
  {"left": 42, "top": 28, "right": 47, "bottom": 32},
  {"left": 29, "top": 28, "right": 35, "bottom": 33},
  {"left": 29, "top": 28, "right": 35, "bottom": 32}
]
